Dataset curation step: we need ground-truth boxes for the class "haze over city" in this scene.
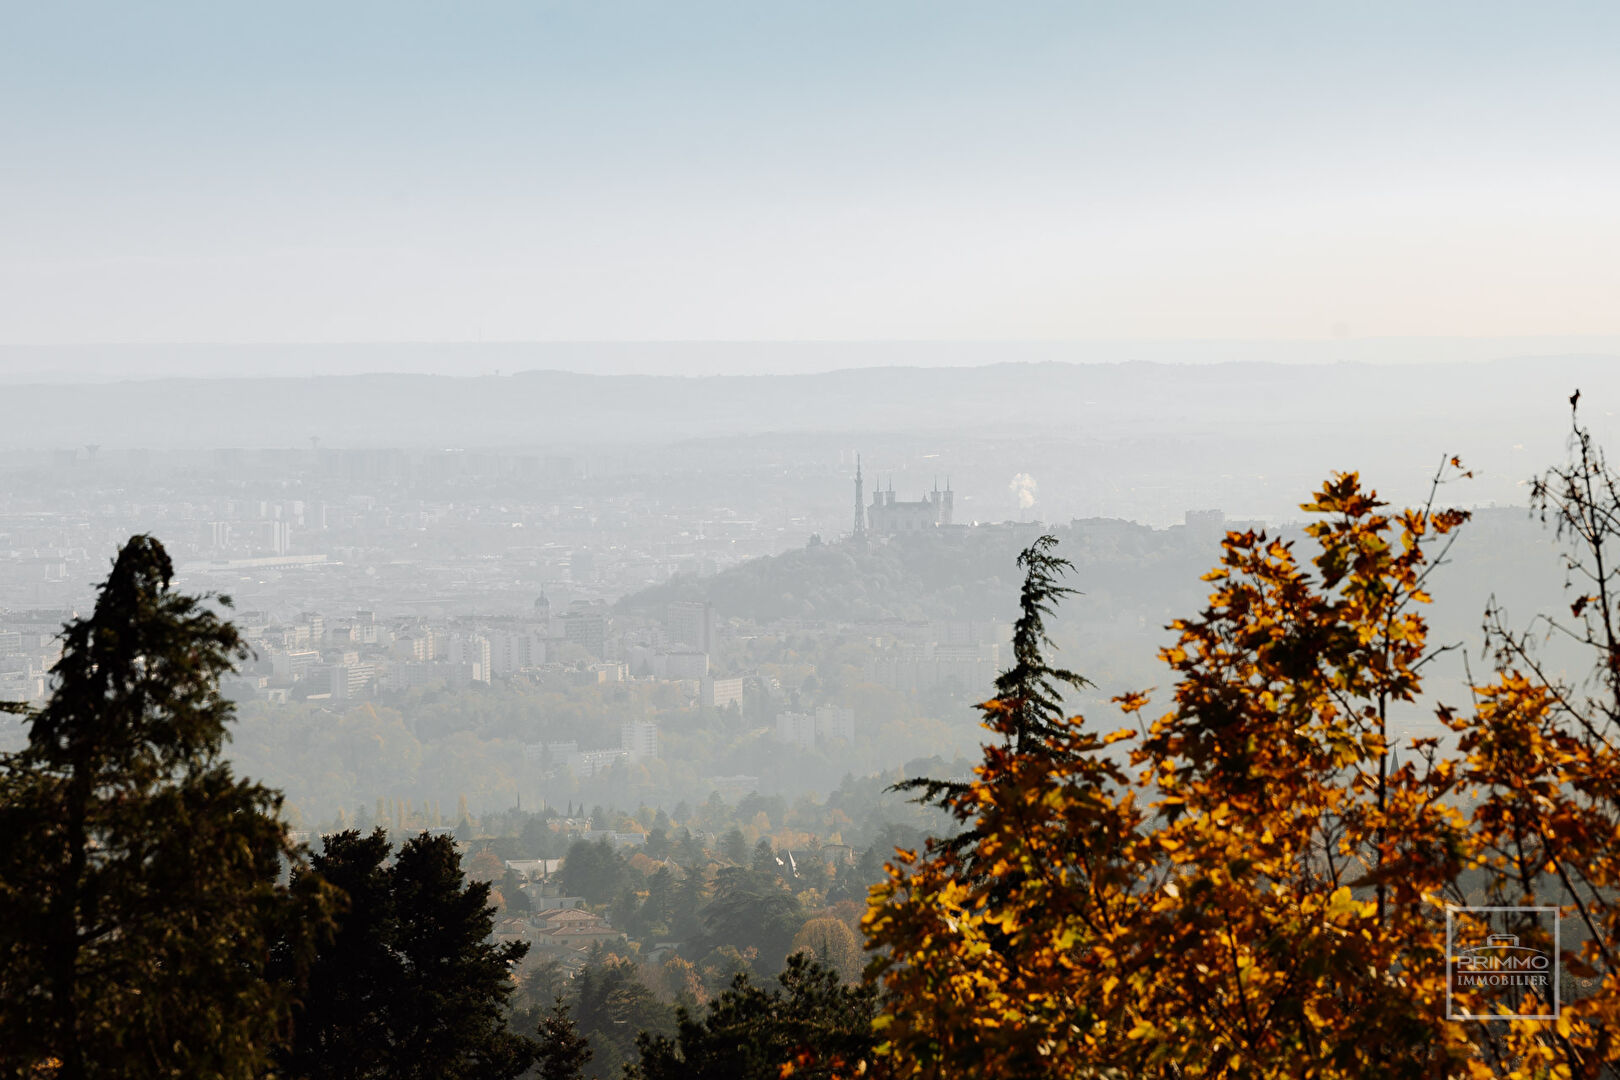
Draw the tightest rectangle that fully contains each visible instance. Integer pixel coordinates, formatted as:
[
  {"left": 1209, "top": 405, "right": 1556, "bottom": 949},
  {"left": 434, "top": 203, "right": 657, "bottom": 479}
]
[{"left": 6, "top": 4, "right": 1620, "bottom": 1078}]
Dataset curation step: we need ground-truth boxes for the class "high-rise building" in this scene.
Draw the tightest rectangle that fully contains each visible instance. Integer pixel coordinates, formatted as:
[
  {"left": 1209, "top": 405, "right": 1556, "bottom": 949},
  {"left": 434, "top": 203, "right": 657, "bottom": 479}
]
[
  {"left": 667, "top": 600, "right": 715, "bottom": 653},
  {"left": 560, "top": 603, "right": 608, "bottom": 657},
  {"left": 262, "top": 520, "right": 291, "bottom": 555},
  {"left": 449, "top": 633, "right": 492, "bottom": 683},
  {"left": 774, "top": 710, "right": 817, "bottom": 748},
  {"left": 620, "top": 719, "right": 659, "bottom": 762},
  {"left": 701, "top": 675, "right": 745, "bottom": 709},
  {"left": 323, "top": 660, "right": 377, "bottom": 702},
  {"left": 814, "top": 705, "right": 855, "bottom": 744},
  {"left": 774, "top": 707, "right": 854, "bottom": 747},
  {"left": 488, "top": 628, "right": 545, "bottom": 676}
]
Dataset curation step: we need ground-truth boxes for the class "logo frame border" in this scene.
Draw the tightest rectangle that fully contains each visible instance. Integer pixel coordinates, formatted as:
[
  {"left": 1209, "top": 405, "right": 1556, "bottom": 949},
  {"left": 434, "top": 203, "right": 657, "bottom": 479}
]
[{"left": 1445, "top": 904, "right": 1561, "bottom": 1022}]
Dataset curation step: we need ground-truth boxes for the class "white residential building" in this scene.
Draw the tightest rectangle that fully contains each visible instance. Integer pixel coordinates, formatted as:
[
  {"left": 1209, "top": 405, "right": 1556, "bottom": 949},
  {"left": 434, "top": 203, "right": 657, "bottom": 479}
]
[
  {"left": 814, "top": 705, "right": 855, "bottom": 744},
  {"left": 620, "top": 718, "right": 659, "bottom": 762},
  {"left": 775, "top": 710, "right": 817, "bottom": 748}
]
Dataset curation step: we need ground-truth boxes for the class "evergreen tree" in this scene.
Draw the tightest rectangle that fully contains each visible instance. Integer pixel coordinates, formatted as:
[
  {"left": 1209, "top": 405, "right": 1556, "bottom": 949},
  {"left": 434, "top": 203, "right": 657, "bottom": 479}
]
[
  {"left": 568, "top": 950, "right": 674, "bottom": 1077},
  {"left": 278, "top": 829, "right": 399, "bottom": 1080},
  {"left": 630, "top": 952, "right": 876, "bottom": 1080},
  {"left": 519, "top": 958, "right": 568, "bottom": 1009},
  {"left": 390, "top": 833, "right": 536, "bottom": 1079},
  {"left": 280, "top": 829, "right": 538, "bottom": 1080},
  {"left": 892, "top": 534, "right": 1091, "bottom": 869},
  {"left": 611, "top": 886, "right": 641, "bottom": 937},
  {"left": 0, "top": 535, "right": 331, "bottom": 1080},
  {"left": 640, "top": 865, "right": 676, "bottom": 934},
  {"left": 519, "top": 813, "right": 557, "bottom": 859},
  {"left": 671, "top": 861, "right": 708, "bottom": 941},
  {"left": 557, "top": 838, "right": 629, "bottom": 905},
  {"left": 750, "top": 837, "right": 779, "bottom": 876},
  {"left": 532, "top": 999, "right": 592, "bottom": 1080},
  {"left": 719, "top": 827, "right": 748, "bottom": 865},
  {"left": 675, "top": 827, "right": 705, "bottom": 869},
  {"left": 691, "top": 867, "right": 804, "bottom": 976}
]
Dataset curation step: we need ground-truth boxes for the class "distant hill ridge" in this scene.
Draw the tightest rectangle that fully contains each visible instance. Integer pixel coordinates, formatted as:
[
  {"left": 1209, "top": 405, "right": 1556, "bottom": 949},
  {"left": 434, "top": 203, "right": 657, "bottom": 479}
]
[{"left": 0, "top": 356, "right": 1612, "bottom": 449}]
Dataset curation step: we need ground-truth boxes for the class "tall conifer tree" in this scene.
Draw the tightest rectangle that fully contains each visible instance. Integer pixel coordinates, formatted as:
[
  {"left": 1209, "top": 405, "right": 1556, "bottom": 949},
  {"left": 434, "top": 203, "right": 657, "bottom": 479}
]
[
  {"left": 0, "top": 536, "right": 329, "bottom": 1080},
  {"left": 280, "top": 829, "right": 538, "bottom": 1080}
]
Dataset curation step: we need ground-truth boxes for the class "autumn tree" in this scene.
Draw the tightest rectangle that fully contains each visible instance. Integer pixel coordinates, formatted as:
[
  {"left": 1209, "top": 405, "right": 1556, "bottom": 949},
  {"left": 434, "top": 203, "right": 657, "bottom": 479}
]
[
  {"left": 791, "top": 917, "right": 863, "bottom": 985},
  {"left": 1451, "top": 395, "right": 1620, "bottom": 1074},
  {"left": 1118, "top": 468, "right": 1481, "bottom": 1076},
  {"left": 466, "top": 846, "right": 507, "bottom": 883},
  {"left": 869, "top": 467, "right": 1500, "bottom": 1077},
  {"left": 0, "top": 536, "right": 331, "bottom": 1080}
]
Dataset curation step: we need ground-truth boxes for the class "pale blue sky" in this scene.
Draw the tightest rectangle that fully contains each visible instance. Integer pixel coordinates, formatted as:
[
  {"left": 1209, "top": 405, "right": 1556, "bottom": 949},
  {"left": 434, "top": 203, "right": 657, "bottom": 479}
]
[{"left": 5, "top": 2, "right": 1620, "bottom": 347}]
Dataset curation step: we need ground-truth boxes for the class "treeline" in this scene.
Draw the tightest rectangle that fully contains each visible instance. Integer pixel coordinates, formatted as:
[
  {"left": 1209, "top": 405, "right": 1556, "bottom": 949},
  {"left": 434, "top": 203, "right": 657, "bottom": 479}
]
[
  {"left": 330, "top": 771, "right": 955, "bottom": 868},
  {"left": 19, "top": 398, "right": 1620, "bottom": 1077},
  {"left": 228, "top": 665, "right": 980, "bottom": 827},
  {"left": 0, "top": 538, "right": 534, "bottom": 1078},
  {"left": 0, "top": 536, "right": 876, "bottom": 1080},
  {"left": 490, "top": 812, "right": 912, "bottom": 1074}
]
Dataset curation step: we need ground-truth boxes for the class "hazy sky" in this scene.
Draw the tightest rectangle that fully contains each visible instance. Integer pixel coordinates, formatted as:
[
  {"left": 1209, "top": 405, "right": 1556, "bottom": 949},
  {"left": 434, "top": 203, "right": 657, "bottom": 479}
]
[{"left": 6, "top": 2, "right": 1620, "bottom": 346}]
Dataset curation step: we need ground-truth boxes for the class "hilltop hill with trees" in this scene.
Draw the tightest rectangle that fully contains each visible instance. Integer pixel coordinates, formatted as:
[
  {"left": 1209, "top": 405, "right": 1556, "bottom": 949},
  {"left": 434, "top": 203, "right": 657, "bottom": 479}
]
[{"left": 619, "top": 519, "right": 1218, "bottom": 627}]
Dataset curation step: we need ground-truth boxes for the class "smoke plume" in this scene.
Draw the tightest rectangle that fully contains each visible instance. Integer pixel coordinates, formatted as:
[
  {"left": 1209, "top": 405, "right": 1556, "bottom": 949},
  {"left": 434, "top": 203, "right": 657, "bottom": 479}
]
[{"left": 1010, "top": 473, "right": 1037, "bottom": 510}]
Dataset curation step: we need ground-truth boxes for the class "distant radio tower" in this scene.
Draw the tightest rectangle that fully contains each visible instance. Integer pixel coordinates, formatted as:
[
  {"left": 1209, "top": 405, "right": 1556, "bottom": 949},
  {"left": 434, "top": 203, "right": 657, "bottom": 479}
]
[{"left": 853, "top": 454, "right": 867, "bottom": 540}]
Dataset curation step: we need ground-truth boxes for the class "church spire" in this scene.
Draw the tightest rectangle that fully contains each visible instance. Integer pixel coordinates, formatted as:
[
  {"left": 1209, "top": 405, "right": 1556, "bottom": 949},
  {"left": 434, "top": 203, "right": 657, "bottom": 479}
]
[{"left": 853, "top": 454, "right": 867, "bottom": 539}]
